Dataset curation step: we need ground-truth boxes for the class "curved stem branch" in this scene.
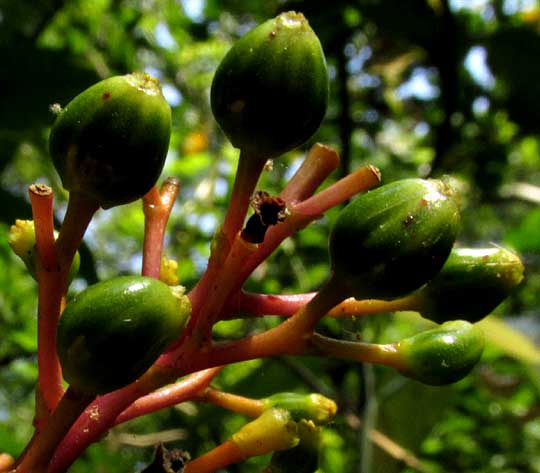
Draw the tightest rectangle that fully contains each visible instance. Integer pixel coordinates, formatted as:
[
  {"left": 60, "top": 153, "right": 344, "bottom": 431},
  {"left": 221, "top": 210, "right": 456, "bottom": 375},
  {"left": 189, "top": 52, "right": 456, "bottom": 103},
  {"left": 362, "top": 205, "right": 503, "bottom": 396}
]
[
  {"left": 115, "top": 367, "right": 222, "bottom": 425},
  {"left": 14, "top": 387, "right": 94, "bottom": 473},
  {"left": 142, "top": 178, "right": 180, "bottom": 279}
]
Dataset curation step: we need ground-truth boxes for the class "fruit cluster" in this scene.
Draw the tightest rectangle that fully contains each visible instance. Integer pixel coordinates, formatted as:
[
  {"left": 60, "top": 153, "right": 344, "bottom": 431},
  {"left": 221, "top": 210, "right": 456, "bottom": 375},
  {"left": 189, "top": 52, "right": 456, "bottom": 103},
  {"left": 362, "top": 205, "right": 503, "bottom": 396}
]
[{"left": 5, "top": 11, "right": 523, "bottom": 473}]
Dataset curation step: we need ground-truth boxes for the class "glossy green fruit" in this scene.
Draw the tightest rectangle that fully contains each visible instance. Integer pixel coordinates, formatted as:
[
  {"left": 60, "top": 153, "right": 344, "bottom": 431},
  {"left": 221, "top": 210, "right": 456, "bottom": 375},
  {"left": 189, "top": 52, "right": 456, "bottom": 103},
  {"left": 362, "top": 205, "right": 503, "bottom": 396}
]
[
  {"left": 329, "top": 178, "right": 460, "bottom": 300},
  {"left": 211, "top": 11, "right": 328, "bottom": 160},
  {"left": 262, "top": 393, "right": 337, "bottom": 425},
  {"left": 416, "top": 247, "right": 524, "bottom": 323},
  {"left": 57, "top": 276, "right": 190, "bottom": 395},
  {"left": 396, "top": 320, "right": 484, "bottom": 385},
  {"left": 49, "top": 73, "right": 171, "bottom": 209}
]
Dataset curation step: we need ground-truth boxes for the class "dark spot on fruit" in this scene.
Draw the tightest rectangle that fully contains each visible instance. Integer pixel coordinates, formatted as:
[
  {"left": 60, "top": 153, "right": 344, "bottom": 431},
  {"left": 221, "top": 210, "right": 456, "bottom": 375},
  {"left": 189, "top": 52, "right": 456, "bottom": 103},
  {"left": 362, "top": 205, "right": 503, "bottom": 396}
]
[
  {"left": 403, "top": 215, "right": 415, "bottom": 226},
  {"left": 102, "top": 91, "right": 112, "bottom": 101},
  {"left": 269, "top": 30, "right": 277, "bottom": 39}
]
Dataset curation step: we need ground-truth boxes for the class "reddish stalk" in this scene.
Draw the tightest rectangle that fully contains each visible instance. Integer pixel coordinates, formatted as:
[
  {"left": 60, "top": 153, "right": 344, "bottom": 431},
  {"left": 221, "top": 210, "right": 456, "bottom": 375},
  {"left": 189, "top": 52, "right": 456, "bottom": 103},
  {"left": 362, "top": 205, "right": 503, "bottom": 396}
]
[
  {"left": 221, "top": 149, "right": 267, "bottom": 246},
  {"left": 184, "top": 441, "right": 244, "bottom": 473},
  {"left": 234, "top": 164, "right": 381, "bottom": 287},
  {"left": 29, "top": 185, "right": 64, "bottom": 416},
  {"left": 45, "top": 160, "right": 381, "bottom": 471},
  {"left": 223, "top": 291, "right": 422, "bottom": 319},
  {"left": 185, "top": 150, "right": 266, "bottom": 346},
  {"left": 49, "top": 367, "right": 175, "bottom": 473},
  {"left": 279, "top": 143, "right": 340, "bottom": 204},
  {"left": 142, "top": 178, "right": 180, "bottom": 278},
  {"left": 114, "top": 367, "right": 222, "bottom": 425},
  {"left": 165, "top": 234, "right": 258, "bottom": 353},
  {"left": 196, "top": 387, "right": 265, "bottom": 418},
  {"left": 14, "top": 387, "right": 94, "bottom": 473},
  {"left": 310, "top": 333, "right": 399, "bottom": 367}
]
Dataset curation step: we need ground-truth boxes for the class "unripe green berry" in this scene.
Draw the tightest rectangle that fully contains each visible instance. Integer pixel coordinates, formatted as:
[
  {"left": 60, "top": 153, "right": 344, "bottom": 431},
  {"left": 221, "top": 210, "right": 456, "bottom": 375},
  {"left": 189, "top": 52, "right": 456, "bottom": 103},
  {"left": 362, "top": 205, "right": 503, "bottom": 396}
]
[
  {"left": 415, "top": 247, "right": 524, "bottom": 323},
  {"left": 49, "top": 73, "right": 171, "bottom": 209},
  {"left": 56, "top": 276, "right": 190, "bottom": 395},
  {"left": 396, "top": 320, "right": 484, "bottom": 385},
  {"left": 329, "top": 178, "right": 460, "bottom": 300},
  {"left": 211, "top": 11, "right": 329, "bottom": 160}
]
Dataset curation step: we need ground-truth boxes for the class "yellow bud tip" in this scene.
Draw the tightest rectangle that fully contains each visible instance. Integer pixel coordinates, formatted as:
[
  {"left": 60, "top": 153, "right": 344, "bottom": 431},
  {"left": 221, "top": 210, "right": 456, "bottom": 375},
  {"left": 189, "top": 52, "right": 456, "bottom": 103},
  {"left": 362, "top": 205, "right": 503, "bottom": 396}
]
[
  {"left": 126, "top": 72, "right": 163, "bottom": 96},
  {"left": 8, "top": 220, "right": 36, "bottom": 260},
  {"left": 160, "top": 257, "right": 180, "bottom": 286},
  {"left": 231, "top": 408, "right": 299, "bottom": 457}
]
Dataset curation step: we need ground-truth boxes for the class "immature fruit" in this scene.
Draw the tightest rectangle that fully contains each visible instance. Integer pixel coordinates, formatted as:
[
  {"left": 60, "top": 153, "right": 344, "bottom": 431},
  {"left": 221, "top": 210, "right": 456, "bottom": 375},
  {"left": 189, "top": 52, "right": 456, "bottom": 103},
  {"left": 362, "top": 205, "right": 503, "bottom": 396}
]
[
  {"left": 49, "top": 73, "right": 171, "bottom": 209},
  {"left": 56, "top": 276, "right": 190, "bottom": 395},
  {"left": 396, "top": 320, "right": 485, "bottom": 385},
  {"left": 329, "top": 178, "right": 460, "bottom": 300},
  {"left": 415, "top": 247, "right": 524, "bottom": 323},
  {"left": 211, "top": 11, "right": 329, "bottom": 160}
]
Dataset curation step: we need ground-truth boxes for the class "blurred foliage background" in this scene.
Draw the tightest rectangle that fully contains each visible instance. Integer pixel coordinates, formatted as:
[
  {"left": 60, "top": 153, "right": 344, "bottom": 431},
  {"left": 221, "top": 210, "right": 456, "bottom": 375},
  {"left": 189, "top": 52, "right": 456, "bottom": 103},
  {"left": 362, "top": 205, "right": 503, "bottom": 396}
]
[{"left": 1, "top": 0, "right": 540, "bottom": 471}]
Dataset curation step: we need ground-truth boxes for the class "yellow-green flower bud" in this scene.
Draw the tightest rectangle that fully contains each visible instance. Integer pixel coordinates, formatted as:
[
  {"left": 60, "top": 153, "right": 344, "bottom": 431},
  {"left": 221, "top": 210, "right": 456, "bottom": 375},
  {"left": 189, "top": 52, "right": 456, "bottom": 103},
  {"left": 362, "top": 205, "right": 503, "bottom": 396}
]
[
  {"left": 8, "top": 219, "right": 80, "bottom": 282},
  {"left": 262, "top": 392, "right": 337, "bottom": 425},
  {"left": 231, "top": 408, "right": 299, "bottom": 458}
]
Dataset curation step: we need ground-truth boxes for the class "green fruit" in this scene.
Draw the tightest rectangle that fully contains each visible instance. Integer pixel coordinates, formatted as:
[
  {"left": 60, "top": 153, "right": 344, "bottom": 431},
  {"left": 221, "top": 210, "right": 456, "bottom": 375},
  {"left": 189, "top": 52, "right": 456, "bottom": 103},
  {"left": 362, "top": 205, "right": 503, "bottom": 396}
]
[
  {"left": 56, "top": 276, "right": 190, "bottom": 395},
  {"left": 211, "top": 11, "right": 329, "bottom": 160},
  {"left": 49, "top": 73, "right": 171, "bottom": 209},
  {"left": 416, "top": 247, "right": 524, "bottom": 323},
  {"left": 329, "top": 178, "right": 460, "bottom": 300},
  {"left": 396, "top": 320, "right": 484, "bottom": 385},
  {"left": 262, "top": 393, "right": 337, "bottom": 425}
]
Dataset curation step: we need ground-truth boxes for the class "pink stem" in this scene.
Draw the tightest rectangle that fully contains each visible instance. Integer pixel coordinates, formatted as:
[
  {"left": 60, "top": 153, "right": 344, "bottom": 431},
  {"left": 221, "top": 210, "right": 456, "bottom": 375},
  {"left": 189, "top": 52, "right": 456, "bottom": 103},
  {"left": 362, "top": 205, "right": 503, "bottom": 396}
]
[
  {"left": 223, "top": 291, "right": 421, "bottom": 319},
  {"left": 221, "top": 149, "right": 267, "bottom": 246},
  {"left": 279, "top": 143, "right": 339, "bottom": 204},
  {"left": 224, "top": 291, "right": 316, "bottom": 317},
  {"left": 234, "top": 164, "right": 381, "bottom": 286},
  {"left": 114, "top": 368, "right": 222, "bottom": 425},
  {"left": 142, "top": 178, "right": 180, "bottom": 278}
]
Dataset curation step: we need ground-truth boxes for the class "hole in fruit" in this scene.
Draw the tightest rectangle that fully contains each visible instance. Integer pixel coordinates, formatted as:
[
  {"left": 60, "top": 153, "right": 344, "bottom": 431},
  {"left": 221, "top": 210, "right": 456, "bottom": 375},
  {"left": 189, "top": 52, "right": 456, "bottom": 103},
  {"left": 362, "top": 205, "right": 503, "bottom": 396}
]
[{"left": 241, "top": 191, "right": 288, "bottom": 243}]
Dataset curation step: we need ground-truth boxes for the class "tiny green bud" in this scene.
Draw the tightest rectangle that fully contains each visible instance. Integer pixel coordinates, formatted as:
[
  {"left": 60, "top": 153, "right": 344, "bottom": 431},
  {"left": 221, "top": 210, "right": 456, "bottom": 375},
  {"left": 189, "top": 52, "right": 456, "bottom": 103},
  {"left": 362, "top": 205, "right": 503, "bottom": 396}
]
[
  {"left": 415, "top": 247, "right": 524, "bottom": 323},
  {"left": 262, "top": 392, "right": 337, "bottom": 425},
  {"left": 231, "top": 408, "right": 299, "bottom": 458},
  {"left": 395, "top": 320, "right": 484, "bottom": 385},
  {"left": 8, "top": 219, "right": 80, "bottom": 282},
  {"left": 329, "top": 178, "right": 460, "bottom": 300},
  {"left": 49, "top": 73, "right": 171, "bottom": 209},
  {"left": 211, "top": 11, "right": 329, "bottom": 160},
  {"left": 56, "top": 276, "right": 190, "bottom": 395}
]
